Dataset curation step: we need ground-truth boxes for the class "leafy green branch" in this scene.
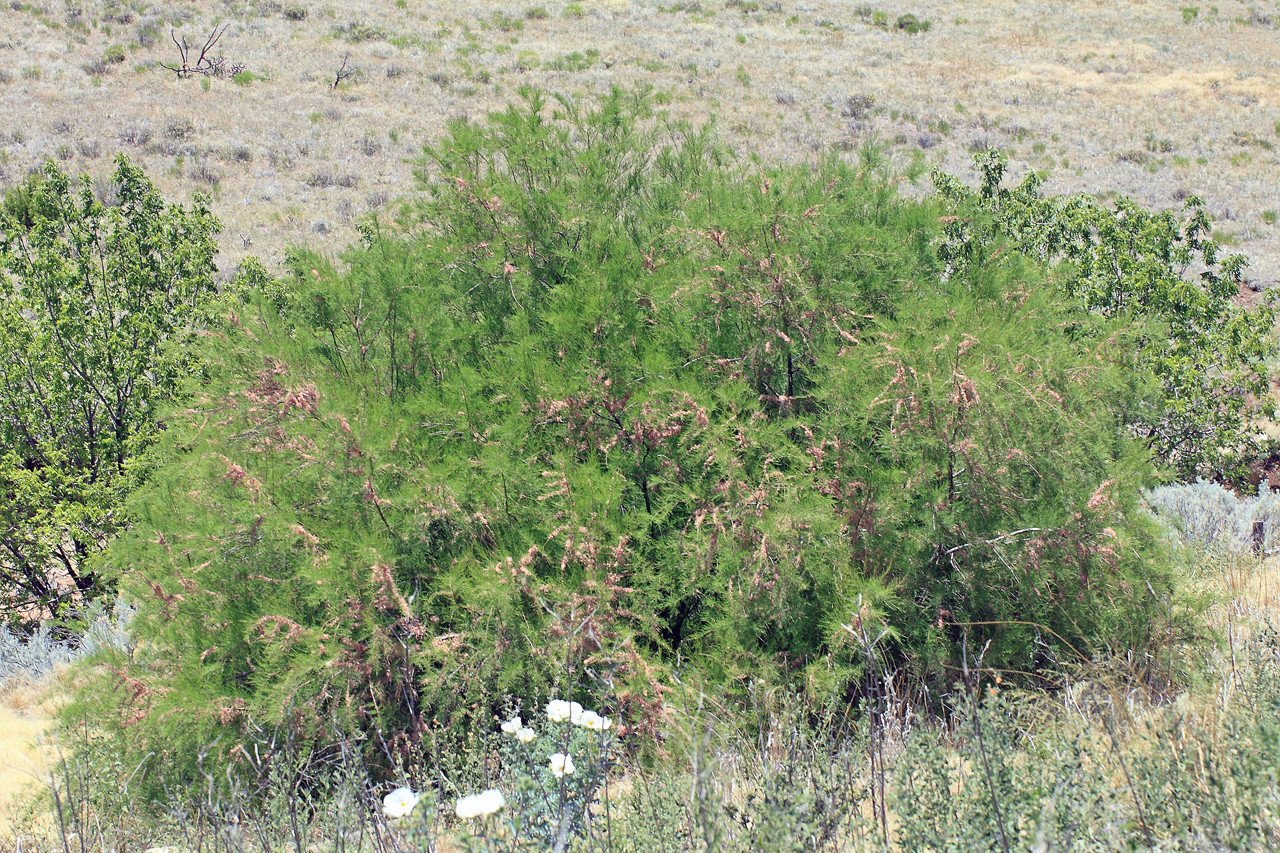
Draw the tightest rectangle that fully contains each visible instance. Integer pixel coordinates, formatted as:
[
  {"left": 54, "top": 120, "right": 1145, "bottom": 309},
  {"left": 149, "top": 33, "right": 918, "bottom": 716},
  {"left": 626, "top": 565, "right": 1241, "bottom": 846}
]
[{"left": 933, "top": 150, "right": 1276, "bottom": 481}]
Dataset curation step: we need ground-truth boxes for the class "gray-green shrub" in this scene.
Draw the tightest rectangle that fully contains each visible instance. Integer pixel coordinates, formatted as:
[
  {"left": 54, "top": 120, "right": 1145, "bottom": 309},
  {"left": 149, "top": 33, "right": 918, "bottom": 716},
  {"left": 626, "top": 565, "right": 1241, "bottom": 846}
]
[{"left": 1146, "top": 478, "right": 1280, "bottom": 553}]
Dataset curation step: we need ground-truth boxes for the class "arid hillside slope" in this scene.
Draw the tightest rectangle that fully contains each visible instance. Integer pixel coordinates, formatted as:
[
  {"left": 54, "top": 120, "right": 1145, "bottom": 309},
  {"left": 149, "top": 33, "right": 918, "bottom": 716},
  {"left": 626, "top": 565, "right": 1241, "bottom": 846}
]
[{"left": 1, "top": 0, "right": 1277, "bottom": 283}]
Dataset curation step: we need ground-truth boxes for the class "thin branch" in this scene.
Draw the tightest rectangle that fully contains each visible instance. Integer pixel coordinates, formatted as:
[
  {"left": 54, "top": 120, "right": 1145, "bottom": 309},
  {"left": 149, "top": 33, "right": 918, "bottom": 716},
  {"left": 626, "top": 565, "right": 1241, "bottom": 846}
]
[
  {"left": 157, "top": 24, "right": 237, "bottom": 79},
  {"left": 331, "top": 52, "right": 356, "bottom": 89},
  {"left": 944, "top": 527, "right": 1045, "bottom": 555},
  {"left": 964, "top": 634, "right": 1011, "bottom": 853}
]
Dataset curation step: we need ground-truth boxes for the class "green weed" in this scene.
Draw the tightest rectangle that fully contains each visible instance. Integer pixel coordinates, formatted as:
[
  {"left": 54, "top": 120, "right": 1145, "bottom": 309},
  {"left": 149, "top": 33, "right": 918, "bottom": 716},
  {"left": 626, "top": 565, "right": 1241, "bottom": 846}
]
[
  {"left": 1145, "top": 131, "right": 1174, "bottom": 153},
  {"left": 896, "top": 12, "right": 931, "bottom": 33},
  {"left": 335, "top": 21, "right": 387, "bottom": 42},
  {"left": 492, "top": 11, "right": 524, "bottom": 32}
]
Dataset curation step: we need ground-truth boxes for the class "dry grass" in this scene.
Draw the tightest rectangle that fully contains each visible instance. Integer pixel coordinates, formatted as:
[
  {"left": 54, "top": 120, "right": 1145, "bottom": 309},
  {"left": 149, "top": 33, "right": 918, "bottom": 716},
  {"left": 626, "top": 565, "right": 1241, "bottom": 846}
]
[
  {"left": 0, "top": 0, "right": 1276, "bottom": 284},
  {"left": 0, "top": 671, "right": 59, "bottom": 837},
  {"left": 1206, "top": 550, "right": 1280, "bottom": 610}
]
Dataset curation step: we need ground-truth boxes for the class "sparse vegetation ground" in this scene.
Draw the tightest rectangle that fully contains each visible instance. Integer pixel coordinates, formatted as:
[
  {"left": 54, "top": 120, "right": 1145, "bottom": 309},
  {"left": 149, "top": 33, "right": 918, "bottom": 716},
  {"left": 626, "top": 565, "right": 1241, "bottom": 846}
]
[{"left": 0, "top": 0, "right": 1277, "bottom": 284}]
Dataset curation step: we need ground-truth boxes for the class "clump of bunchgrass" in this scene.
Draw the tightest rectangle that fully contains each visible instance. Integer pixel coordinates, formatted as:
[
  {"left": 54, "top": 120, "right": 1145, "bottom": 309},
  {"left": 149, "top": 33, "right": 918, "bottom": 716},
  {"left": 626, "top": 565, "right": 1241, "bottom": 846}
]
[{"left": 889, "top": 625, "right": 1280, "bottom": 852}]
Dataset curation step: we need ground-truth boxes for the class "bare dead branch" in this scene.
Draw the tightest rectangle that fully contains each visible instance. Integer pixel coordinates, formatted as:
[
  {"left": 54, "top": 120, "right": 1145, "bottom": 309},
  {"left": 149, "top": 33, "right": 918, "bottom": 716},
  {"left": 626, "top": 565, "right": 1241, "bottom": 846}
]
[
  {"left": 157, "top": 24, "right": 238, "bottom": 80},
  {"left": 331, "top": 52, "right": 356, "bottom": 89}
]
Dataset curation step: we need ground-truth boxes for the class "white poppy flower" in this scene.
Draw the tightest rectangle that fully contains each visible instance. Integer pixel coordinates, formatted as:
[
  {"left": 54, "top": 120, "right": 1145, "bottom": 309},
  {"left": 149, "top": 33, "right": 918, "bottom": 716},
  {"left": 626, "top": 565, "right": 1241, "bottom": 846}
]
[
  {"left": 546, "top": 699, "right": 584, "bottom": 723},
  {"left": 549, "top": 753, "right": 575, "bottom": 778},
  {"left": 500, "top": 714, "right": 522, "bottom": 734},
  {"left": 515, "top": 726, "right": 536, "bottom": 743},
  {"left": 382, "top": 787, "right": 419, "bottom": 818},
  {"left": 455, "top": 789, "right": 506, "bottom": 819},
  {"left": 579, "top": 710, "right": 612, "bottom": 731}
]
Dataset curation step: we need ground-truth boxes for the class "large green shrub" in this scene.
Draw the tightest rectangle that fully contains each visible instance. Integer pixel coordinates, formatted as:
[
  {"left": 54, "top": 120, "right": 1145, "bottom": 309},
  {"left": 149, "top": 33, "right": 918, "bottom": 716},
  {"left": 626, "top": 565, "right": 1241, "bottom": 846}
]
[{"left": 70, "top": 91, "right": 1188, "bottom": 792}]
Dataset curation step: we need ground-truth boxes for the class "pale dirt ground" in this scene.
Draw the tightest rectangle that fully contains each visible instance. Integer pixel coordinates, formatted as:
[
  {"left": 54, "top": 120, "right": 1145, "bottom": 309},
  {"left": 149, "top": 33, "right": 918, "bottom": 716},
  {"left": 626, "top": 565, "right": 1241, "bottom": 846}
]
[
  {"left": 0, "top": 0, "right": 1278, "bottom": 284},
  {"left": 2, "top": 0, "right": 1280, "bottom": 839}
]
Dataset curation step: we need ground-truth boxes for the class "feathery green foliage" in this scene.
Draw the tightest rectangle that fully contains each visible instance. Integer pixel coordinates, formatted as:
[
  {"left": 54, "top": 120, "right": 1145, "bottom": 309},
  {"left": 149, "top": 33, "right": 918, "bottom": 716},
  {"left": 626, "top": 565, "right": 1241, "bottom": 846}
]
[{"left": 67, "top": 90, "right": 1205, "bottom": 793}]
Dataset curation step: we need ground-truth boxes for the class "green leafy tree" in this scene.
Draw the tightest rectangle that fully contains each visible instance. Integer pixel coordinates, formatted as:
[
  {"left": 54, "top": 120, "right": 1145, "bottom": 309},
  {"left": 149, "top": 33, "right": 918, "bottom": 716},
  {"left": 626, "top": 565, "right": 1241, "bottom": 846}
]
[
  {"left": 933, "top": 151, "right": 1276, "bottom": 481},
  {"left": 0, "top": 156, "right": 222, "bottom": 623}
]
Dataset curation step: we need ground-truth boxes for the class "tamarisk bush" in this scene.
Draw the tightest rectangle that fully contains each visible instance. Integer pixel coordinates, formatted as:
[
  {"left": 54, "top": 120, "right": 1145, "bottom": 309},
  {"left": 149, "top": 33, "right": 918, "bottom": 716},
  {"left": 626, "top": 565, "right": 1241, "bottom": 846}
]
[{"left": 69, "top": 89, "right": 1195, "bottom": 793}]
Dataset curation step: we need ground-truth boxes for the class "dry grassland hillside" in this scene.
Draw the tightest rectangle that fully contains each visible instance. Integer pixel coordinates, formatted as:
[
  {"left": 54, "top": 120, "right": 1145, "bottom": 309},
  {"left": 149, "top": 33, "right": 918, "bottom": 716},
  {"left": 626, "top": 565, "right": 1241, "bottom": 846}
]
[{"left": 0, "top": 0, "right": 1277, "bottom": 284}]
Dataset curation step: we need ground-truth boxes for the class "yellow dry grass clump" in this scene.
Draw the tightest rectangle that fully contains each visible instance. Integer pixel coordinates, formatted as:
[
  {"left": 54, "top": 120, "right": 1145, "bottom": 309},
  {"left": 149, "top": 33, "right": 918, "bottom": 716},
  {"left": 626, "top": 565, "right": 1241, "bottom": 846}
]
[{"left": 0, "top": 670, "right": 59, "bottom": 836}]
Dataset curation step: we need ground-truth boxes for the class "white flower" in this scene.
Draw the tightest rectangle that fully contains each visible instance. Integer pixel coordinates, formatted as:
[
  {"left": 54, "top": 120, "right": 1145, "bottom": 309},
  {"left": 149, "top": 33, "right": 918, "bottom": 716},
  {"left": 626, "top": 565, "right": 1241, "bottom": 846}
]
[
  {"left": 382, "top": 787, "right": 419, "bottom": 818},
  {"left": 455, "top": 789, "right": 506, "bottom": 819},
  {"left": 549, "top": 753, "right": 575, "bottom": 778},
  {"left": 579, "top": 710, "right": 612, "bottom": 731},
  {"left": 546, "top": 699, "right": 584, "bottom": 724},
  {"left": 500, "top": 714, "right": 522, "bottom": 734},
  {"left": 515, "top": 726, "right": 536, "bottom": 743}
]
